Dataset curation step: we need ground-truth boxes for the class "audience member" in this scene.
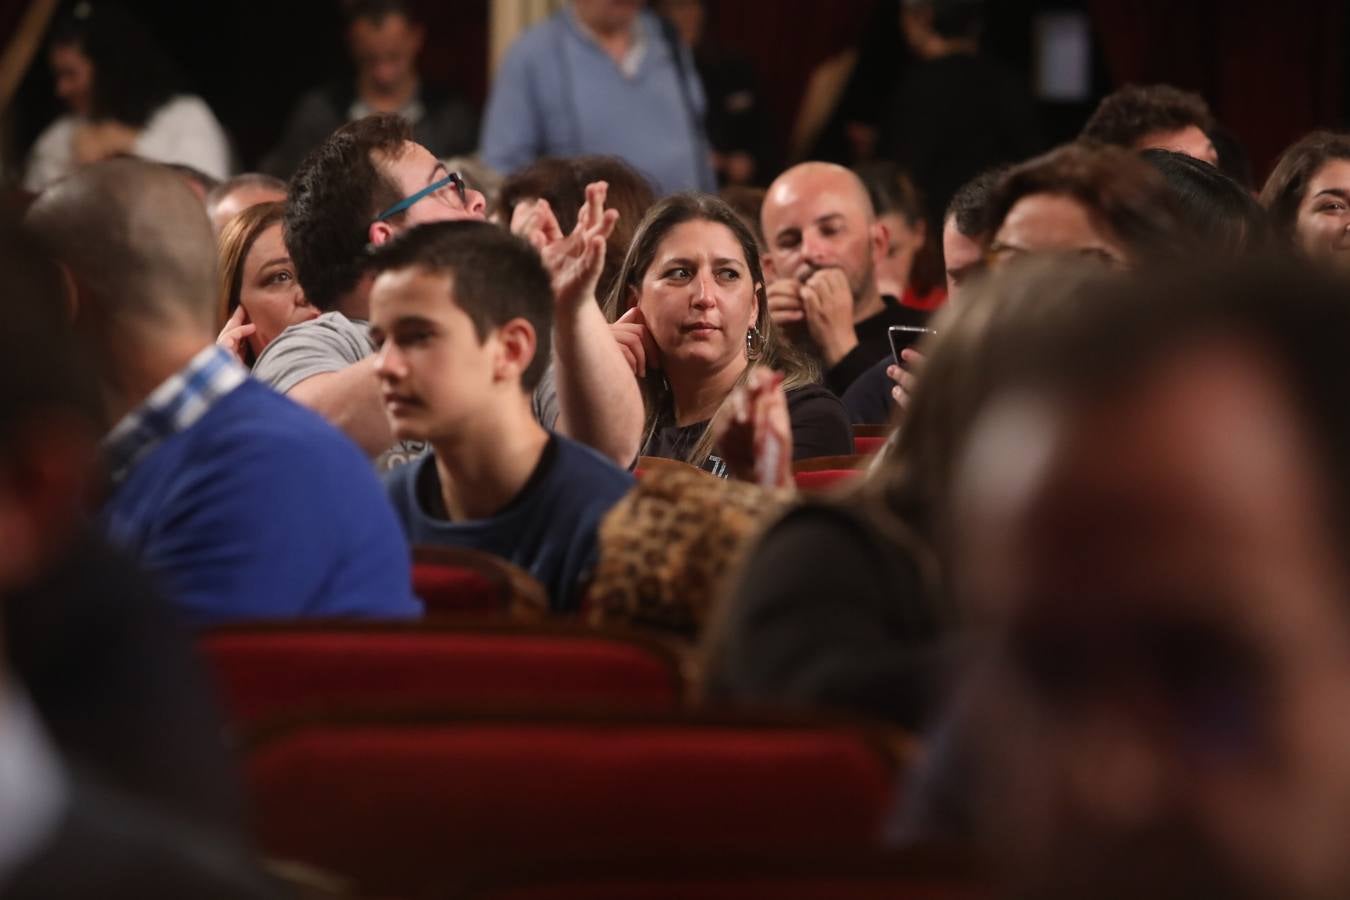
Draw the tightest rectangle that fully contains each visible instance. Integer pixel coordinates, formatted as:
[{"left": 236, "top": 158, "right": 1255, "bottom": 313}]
[
  {"left": 924, "top": 260, "right": 1350, "bottom": 900},
  {"left": 481, "top": 0, "right": 716, "bottom": 194},
  {"left": 761, "top": 161, "right": 929, "bottom": 397},
  {"left": 603, "top": 193, "right": 852, "bottom": 481},
  {"left": 1260, "top": 130, "right": 1350, "bottom": 271},
  {"left": 25, "top": 158, "right": 419, "bottom": 626},
  {"left": 256, "top": 114, "right": 487, "bottom": 463},
  {"left": 840, "top": 164, "right": 1008, "bottom": 425},
  {"left": 657, "top": 0, "right": 768, "bottom": 186},
  {"left": 261, "top": 0, "right": 477, "bottom": 178},
  {"left": 204, "top": 173, "right": 287, "bottom": 234},
  {"left": 1141, "top": 148, "right": 1269, "bottom": 253},
  {"left": 879, "top": 0, "right": 1040, "bottom": 229},
  {"left": 703, "top": 257, "right": 1105, "bottom": 729},
  {"left": 984, "top": 142, "right": 1184, "bottom": 270},
  {"left": 214, "top": 201, "right": 320, "bottom": 366},
  {"left": 164, "top": 162, "right": 221, "bottom": 203},
  {"left": 1081, "top": 82, "right": 1219, "bottom": 165},
  {"left": 855, "top": 160, "right": 946, "bottom": 310},
  {"left": 24, "top": 2, "right": 231, "bottom": 192},
  {"left": 0, "top": 205, "right": 248, "bottom": 834},
  {"left": 371, "top": 221, "right": 634, "bottom": 612}
]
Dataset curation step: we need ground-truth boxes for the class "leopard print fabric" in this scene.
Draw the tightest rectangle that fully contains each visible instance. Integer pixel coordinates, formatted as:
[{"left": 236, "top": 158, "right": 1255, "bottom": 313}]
[{"left": 587, "top": 468, "right": 791, "bottom": 640}]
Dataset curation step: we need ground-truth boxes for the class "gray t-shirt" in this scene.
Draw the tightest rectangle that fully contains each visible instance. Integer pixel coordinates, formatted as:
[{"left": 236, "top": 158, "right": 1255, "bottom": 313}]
[
  {"left": 251, "top": 311, "right": 425, "bottom": 471},
  {"left": 531, "top": 362, "right": 560, "bottom": 431},
  {"left": 251, "top": 311, "right": 372, "bottom": 393}
]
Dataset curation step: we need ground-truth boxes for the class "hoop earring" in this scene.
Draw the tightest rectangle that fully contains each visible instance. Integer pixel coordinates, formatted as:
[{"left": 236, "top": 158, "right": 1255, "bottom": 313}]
[{"left": 746, "top": 326, "right": 764, "bottom": 361}]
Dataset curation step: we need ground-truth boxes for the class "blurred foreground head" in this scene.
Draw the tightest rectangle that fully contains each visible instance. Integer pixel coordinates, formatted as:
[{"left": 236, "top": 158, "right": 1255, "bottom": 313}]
[{"left": 950, "top": 259, "right": 1350, "bottom": 900}]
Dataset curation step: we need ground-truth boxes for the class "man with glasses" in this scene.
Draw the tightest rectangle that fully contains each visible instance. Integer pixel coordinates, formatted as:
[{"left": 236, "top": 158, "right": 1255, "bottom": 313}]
[
  {"left": 262, "top": 113, "right": 645, "bottom": 470},
  {"left": 253, "top": 115, "right": 488, "bottom": 467}
]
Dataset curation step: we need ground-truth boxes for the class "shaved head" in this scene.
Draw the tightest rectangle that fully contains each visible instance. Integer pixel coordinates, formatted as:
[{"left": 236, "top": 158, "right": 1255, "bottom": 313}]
[
  {"left": 26, "top": 158, "right": 218, "bottom": 332},
  {"left": 760, "top": 161, "right": 884, "bottom": 306}
]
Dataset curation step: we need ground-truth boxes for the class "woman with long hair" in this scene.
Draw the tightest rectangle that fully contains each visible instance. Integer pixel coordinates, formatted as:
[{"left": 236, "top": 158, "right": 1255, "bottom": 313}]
[
  {"left": 215, "top": 202, "right": 318, "bottom": 367},
  {"left": 24, "top": 2, "right": 231, "bottom": 191},
  {"left": 602, "top": 193, "right": 852, "bottom": 483}
]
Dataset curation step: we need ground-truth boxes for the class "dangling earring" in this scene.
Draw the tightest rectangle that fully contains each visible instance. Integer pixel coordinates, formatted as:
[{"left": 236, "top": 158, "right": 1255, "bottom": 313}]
[{"left": 746, "top": 326, "right": 763, "bottom": 361}]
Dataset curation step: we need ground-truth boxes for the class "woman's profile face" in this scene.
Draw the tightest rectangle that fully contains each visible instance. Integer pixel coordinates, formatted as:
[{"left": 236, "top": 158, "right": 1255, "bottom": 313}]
[
  {"left": 238, "top": 223, "right": 319, "bottom": 357},
  {"left": 988, "top": 193, "right": 1130, "bottom": 270},
  {"left": 1294, "top": 158, "right": 1350, "bottom": 271},
  {"left": 50, "top": 42, "right": 94, "bottom": 116},
  {"left": 634, "top": 219, "right": 759, "bottom": 373}
]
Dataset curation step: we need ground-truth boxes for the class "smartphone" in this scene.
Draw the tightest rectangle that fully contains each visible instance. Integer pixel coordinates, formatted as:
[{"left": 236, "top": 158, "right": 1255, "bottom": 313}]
[{"left": 888, "top": 325, "right": 937, "bottom": 367}]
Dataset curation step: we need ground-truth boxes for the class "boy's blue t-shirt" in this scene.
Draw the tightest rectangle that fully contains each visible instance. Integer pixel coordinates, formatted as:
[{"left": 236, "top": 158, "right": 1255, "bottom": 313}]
[
  {"left": 385, "top": 434, "right": 635, "bottom": 612},
  {"left": 101, "top": 379, "right": 421, "bottom": 627}
]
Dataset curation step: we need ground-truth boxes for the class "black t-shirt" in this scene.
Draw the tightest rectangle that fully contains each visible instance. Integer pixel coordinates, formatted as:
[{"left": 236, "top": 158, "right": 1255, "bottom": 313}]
[
  {"left": 843, "top": 356, "right": 900, "bottom": 426},
  {"left": 643, "top": 383, "right": 853, "bottom": 477},
  {"left": 826, "top": 295, "right": 929, "bottom": 397}
]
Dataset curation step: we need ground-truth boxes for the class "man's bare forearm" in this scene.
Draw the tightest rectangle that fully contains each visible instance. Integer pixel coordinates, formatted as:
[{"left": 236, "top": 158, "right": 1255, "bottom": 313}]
[{"left": 285, "top": 358, "right": 394, "bottom": 458}]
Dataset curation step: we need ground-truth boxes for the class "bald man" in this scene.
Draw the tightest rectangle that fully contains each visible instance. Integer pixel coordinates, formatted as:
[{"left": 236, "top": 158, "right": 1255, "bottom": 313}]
[
  {"left": 761, "top": 161, "right": 929, "bottom": 396},
  {"left": 24, "top": 158, "right": 419, "bottom": 626}
]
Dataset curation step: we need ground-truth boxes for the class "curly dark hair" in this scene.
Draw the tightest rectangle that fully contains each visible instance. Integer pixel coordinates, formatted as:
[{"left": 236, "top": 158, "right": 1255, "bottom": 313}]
[
  {"left": 284, "top": 114, "right": 409, "bottom": 312},
  {"left": 1080, "top": 84, "right": 1215, "bottom": 150},
  {"left": 48, "top": 2, "right": 184, "bottom": 128},
  {"left": 1259, "top": 130, "right": 1350, "bottom": 246}
]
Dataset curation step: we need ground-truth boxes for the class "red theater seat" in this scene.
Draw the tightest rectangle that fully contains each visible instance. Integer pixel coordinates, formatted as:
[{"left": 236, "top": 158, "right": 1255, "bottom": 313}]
[
  {"left": 245, "top": 711, "right": 901, "bottom": 897},
  {"left": 852, "top": 424, "right": 892, "bottom": 457},
  {"left": 411, "top": 546, "right": 548, "bottom": 615},
  {"left": 201, "top": 623, "right": 685, "bottom": 727}
]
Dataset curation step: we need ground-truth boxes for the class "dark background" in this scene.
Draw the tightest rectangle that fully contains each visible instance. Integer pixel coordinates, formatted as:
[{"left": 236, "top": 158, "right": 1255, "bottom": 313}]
[{"left": 4, "top": 0, "right": 1346, "bottom": 184}]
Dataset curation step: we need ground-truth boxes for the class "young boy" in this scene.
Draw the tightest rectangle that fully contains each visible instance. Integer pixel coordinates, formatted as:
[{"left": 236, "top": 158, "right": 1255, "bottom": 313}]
[{"left": 368, "top": 221, "right": 634, "bottom": 611}]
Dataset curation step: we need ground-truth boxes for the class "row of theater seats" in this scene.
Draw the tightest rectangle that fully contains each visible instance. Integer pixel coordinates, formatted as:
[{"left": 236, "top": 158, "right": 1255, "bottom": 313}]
[{"left": 199, "top": 616, "right": 978, "bottom": 898}]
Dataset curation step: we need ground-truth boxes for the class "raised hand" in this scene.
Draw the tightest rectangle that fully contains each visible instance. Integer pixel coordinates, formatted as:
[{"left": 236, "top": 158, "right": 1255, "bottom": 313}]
[
  {"left": 713, "top": 366, "right": 792, "bottom": 488},
  {"left": 516, "top": 181, "right": 620, "bottom": 313}
]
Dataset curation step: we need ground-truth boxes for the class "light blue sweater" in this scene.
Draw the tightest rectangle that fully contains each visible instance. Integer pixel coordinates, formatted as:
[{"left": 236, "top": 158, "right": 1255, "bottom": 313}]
[{"left": 480, "top": 9, "right": 716, "bottom": 195}]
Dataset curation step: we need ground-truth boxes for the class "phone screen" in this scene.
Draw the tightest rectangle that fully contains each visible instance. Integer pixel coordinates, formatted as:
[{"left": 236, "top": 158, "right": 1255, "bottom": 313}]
[{"left": 888, "top": 325, "right": 937, "bottom": 367}]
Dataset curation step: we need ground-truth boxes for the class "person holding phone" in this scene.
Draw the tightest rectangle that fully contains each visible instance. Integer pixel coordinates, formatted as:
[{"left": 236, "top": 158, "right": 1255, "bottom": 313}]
[{"left": 603, "top": 194, "right": 852, "bottom": 484}]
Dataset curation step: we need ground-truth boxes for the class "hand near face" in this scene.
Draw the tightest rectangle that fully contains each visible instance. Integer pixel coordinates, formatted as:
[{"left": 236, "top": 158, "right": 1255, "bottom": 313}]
[
  {"left": 71, "top": 120, "right": 140, "bottom": 165},
  {"left": 713, "top": 367, "right": 793, "bottom": 488},
  {"left": 611, "top": 306, "right": 661, "bottom": 378},
  {"left": 799, "top": 267, "right": 859, "bottom": 366},
  {"left": 216, "top": 305, "right": 257, "bottom": 364},
  {"left": 766, "top": 278, "right": 806, "bottom": 328},
  {"left": 514, "top": 181, "right": 620, "bottom": 314}
]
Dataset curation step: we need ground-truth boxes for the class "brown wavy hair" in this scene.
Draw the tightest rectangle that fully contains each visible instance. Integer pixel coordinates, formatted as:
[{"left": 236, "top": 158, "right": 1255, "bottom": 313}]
[
  {"left": 602, "top": 192, "right": 820, "bottom": 468},
  {"left": 1260, "top": 130, "right": 1350, "bottom": 246}
]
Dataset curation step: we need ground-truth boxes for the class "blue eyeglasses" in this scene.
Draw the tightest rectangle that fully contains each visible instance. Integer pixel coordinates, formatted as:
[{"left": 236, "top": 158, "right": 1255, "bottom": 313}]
[{"left": 373, "top": 171, "right": 468, "bottom": 222}]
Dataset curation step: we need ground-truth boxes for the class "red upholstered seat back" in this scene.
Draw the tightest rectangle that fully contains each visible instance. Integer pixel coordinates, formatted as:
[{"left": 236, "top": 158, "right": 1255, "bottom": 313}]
[
  {"left": 853, "top": 434, "right": 889, "bottom": 456},
  {"left": 202, "top": 625, "right": 683, "bottom": 727},
  {"left": 411, "top": 562, "right": 505, "bottom": 613},
  {"left": 246, "top": 714, "right": 898, "bottom": 896}
]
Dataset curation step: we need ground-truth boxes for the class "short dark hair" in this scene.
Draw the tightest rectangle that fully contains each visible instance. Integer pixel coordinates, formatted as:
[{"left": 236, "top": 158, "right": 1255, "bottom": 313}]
[
  {"left": 1260, "top": 130, "right": 1350, "bottom": 246},
  {"left": 945, "top": 165, "right": 1010, "bottom": 238},
  {"left": 366, "top": 221, "right": 554, "bottom": 390},
  {"left": 986, "top": 143, "right": 1186, "bottom": 261},
  {"left": 1140, "top": 149, "right": 1269, "bottom": 255},
  {"left": 49, "top": 1, "right": 184, "bottom": 128},
  {"left": 285, "top": 114, "right": 410, "bottom": 311},
  {"left": 1081, "top": 84, "right": 1215, "bottom": 149}
]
